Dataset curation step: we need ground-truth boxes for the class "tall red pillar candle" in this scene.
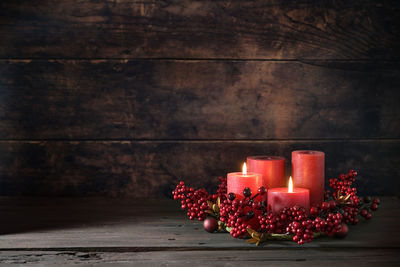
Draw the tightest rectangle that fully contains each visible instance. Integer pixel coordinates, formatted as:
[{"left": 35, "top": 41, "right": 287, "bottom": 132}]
[
  {"left": 227, "top": 163, "right": 263, "bottom": 200},
  {"left": 267, "top": 177, "right": 310, "bottom": 214},
  {"left": 292, "top": 150, "right": 325, "bottom": 206},
  {"left": 247, "top": 156, "right": 285, "bottom": 189}
]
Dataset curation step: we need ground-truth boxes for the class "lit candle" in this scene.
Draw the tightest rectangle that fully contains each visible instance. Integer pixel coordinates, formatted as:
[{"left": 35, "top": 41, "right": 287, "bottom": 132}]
[
  {"left": 227, "top": 162, "right": 263, "bottom": 200},
  {"left": 247, "top": 156, "right": 285, "bottom": 189},
  {"left": 292, "top": 150, "right": 325, "bottom": 206},
  {"left": 267, "top": 177, "right": 310, "bottom": 214}
]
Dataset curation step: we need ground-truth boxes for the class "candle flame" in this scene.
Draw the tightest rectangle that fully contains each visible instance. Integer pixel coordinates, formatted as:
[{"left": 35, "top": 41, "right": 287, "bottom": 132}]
[
  {"left": 288, "top": 176, "right": 293, "bottom": 193},
  {"left": 242, "top": 162, "right": 247, "bottom": 175}
]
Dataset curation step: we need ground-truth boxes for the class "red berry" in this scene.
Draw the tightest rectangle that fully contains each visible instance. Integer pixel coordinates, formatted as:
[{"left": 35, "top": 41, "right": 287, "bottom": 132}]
[
  {"left": 360, "top": 209, "right": 368, "bottom": 217},
  {"left": 321, "top": 202, "right": 330, "bottom": 210},
  {"left": 310, "top": 206, "right": 319, "bottom": 216},
  {"left": 203, "top": 217, "right": 218, "bottom": 233},
  {"left": 252, "top": 202, "right": 260, "bottom": 209},
  {"left": 372, "top": 197, "right": 380, "bottom": 205},
  {"left": 228, "top": 192, "right": 236, "bottom": 201},
  {"left": 243, "top": 187, "right": 252, "bottom": 198},
  {"left": 246, "top": 210, "right": 255, "bottom": 219},
  {"left": 370, "top": 203, "right": 379, "bottom": 211},
  {"left": 328, "top": 200, "right": 337, "bottom": 209},
  {"left": 258, "top": 186, "right": 267, "bottom": 195},
  {"left": 365, "top": 213, "right": 372, "bottom": 220}
]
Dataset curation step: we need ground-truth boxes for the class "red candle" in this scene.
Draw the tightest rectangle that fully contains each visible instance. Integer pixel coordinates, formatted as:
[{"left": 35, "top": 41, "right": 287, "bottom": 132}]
[
  {"left": 292, "top": 150, "right": 325, "bottom": 206},
  {"left": 227, "top": 163, "right": 263, "bottom": 200},
  {"left": 247, "top": 156, "right": 285, "bottom": 189},
  {"left": 268, "top": 177, "right": 310, "bottom": 214}
]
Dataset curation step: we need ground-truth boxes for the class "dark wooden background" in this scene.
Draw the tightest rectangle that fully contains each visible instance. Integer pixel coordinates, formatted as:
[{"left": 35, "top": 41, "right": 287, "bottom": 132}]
[{"left": 0, "top": 0, "right": 399, "bottom": 198}]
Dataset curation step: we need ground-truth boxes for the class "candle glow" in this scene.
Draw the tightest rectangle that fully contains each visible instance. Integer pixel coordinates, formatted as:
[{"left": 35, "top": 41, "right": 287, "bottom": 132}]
[
  {"left": 267, "top": 178, "right": 310, "bottom": 215},
  {"left": 288, "top": 176, "right": 293, "bottom": 193},
  {"left": 227, "top": 162, "right": 263, "bottom": 200}
]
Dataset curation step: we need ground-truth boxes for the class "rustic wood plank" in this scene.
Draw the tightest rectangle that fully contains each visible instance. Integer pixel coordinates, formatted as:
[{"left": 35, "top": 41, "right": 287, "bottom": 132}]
[
  {"left": 0, "top": 249, "right": 399, "bottom": 266},
  {"left": 0, "top": 140, "right": 398, "bottom": 197},
  {"left": 0, "top": 197, "right": 398, "bottom": 249},
  {"left": 0, "top": 0, "right": 398, "bottom": 59},
  {"left": 1, "top": 60, "right": 399, "bottom": 139}
]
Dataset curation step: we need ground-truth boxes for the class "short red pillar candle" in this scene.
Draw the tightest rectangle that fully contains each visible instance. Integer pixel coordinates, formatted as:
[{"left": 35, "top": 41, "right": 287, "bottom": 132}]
[
  {"left": 227, "top": 163, "right": 263, "bottom": 200},
  {"left": 267, "top": 177, "right": 310, "bottom": 214},
  {"left": 292, "top": 150, "right": 325, "bottom": 206},
  {"left": 247, "top": 156, "right": 285, "bottom": 189}
]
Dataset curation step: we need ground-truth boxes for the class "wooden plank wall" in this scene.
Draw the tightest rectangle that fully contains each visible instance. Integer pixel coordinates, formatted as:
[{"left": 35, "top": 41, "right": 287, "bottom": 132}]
[{"left": 0, "top": 0, "right": 399, "bottom": 197}]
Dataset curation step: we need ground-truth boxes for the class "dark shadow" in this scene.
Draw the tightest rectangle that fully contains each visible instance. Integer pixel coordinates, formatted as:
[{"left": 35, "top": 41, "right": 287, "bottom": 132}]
[{"left": 0, "top": 197, "right": 175, "bottom": 235}]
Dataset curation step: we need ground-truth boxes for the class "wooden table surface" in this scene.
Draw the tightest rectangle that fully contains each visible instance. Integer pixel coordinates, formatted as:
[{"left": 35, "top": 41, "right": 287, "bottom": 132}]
[{"left": 0, "top": 197, "right": 399, "bottom": 266}]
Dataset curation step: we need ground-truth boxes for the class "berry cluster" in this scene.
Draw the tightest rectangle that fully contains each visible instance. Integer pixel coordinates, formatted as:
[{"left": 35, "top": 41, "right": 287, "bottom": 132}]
[
  {"left": 326, "top": 170, "right": 380, "bottom": 224},
  {"left": 172, "top": 181, "right": 210, "bottom": 221},
  {"left": 257, "top": 205, "right": 344, "bottom": 244},
  {"left": 219, "top": 187, "right": 266, "bottom": 238},
  {"left": 171, "top": 177, "right": 228, "bottom": 221},
  {"left": 329, "top": 169, "right": 359, "bottom": 206},
  {"left": 216, "top": 177, "right": 227, "bottom": 201},
  {"left": 172, "top": 170, "right": 380, "bottom": 245},
  {"left": 359, "top": 196, "right": 380, "bottom": 220},
  {"left": 285, "top": 207, "right": 315, "bottom": 244},
  {"left": 341, "top": 205, "right": 359, "bottom": 225}
]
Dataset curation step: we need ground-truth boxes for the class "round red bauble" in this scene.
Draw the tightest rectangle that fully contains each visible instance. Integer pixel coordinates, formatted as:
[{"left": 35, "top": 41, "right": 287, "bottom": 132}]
[
  {"left": 334, "top": 223, "right": 349, "bottom": 238},
  {"left": 203, "top": 217, "right": 218, "bottom": 233}
]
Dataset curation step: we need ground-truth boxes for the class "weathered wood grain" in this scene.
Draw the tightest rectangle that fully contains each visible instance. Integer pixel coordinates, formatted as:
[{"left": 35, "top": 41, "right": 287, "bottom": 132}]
[
  {"left": 0, "top": 0, "right": 398, "bottom": 202},
  {"left": 1, "top": 249, "right": 399, "bottom": 266},
  {"left": 0, "top": 197, "right": 398, "bottom": 249},
  {"left": 0, "top": 197, "right": 398, "bottom": 265},
  {"left": 0, "top": 140, "right": 398, "bottom": 197},
  {"left": 0, "top": 0, "right": 399, "bottom": 59},
  {"left": 1, "top": 60, "right": 399, "bottom": 139}
]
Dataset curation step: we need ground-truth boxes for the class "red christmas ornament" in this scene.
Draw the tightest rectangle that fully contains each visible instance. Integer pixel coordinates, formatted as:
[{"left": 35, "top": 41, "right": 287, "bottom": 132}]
[
  {"left": 334, "top": 223, "right": 349, "bottom": 238},
  {"left": 203, "top": 217, "right": 218, "bottom": 233}
]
